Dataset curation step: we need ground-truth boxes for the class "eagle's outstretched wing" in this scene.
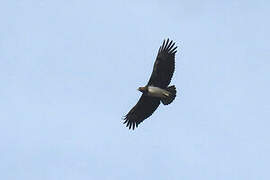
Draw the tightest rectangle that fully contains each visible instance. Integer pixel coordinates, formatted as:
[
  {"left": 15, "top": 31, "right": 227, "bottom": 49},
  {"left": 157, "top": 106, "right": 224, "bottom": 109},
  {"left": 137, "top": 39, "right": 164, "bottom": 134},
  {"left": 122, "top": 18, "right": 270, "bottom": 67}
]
[
  {"left": 147, "top": 39, "right": 177, "bottom": 88},
  {"left": 123, "top": 94, "right": 160, "bottom": 130}
]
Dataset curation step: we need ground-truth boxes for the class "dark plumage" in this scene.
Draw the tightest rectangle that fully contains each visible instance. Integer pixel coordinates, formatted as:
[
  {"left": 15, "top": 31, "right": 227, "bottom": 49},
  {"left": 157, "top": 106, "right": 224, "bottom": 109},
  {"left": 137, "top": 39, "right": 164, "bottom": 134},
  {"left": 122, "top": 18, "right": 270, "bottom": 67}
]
[{"left": 123, "top": 39, "right": 177, "bottom": 130}]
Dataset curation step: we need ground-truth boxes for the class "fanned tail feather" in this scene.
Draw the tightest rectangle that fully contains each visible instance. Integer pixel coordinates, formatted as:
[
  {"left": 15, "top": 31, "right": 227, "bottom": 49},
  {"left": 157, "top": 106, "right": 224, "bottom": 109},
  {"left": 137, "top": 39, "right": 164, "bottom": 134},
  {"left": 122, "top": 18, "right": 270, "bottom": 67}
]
[{"left": 161, "top": 85, "right": 177, "bottom": 105}]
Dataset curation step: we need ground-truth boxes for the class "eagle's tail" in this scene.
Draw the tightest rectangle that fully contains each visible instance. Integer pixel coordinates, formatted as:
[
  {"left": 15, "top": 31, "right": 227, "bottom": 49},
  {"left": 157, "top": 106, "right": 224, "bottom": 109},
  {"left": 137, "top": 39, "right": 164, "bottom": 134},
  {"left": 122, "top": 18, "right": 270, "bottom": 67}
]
[{"left": 161, "top": 85, "right": 177, "bottom": 105}]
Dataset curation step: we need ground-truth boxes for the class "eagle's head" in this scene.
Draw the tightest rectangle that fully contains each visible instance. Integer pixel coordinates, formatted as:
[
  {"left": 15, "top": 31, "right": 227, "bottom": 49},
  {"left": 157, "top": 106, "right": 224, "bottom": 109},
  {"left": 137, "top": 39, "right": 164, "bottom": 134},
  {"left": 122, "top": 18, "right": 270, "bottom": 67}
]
[{"left": 137, "top": 86, "right": 147, "bottom": 93}]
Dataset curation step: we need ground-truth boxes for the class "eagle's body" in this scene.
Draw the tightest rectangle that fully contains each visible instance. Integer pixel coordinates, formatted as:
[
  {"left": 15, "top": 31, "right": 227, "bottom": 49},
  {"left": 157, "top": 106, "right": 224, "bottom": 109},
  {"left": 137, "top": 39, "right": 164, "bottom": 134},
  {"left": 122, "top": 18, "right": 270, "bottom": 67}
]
[
  {"left": 123, "top": 39, "right": 178, "bottom": 130},
  {"left": 139, "top": 86, "right": 173, "bottom": 98},
  {"left": 147, "top": 86, "right": 171, "bottom": 98}
]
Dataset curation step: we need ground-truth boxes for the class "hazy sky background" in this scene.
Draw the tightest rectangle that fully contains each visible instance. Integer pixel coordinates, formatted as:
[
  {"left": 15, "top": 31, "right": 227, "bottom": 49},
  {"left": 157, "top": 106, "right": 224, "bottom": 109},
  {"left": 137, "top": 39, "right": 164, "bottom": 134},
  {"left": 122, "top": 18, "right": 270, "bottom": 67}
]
[{"left": 1, "top": 0, "right": 270, "bottom": 179}]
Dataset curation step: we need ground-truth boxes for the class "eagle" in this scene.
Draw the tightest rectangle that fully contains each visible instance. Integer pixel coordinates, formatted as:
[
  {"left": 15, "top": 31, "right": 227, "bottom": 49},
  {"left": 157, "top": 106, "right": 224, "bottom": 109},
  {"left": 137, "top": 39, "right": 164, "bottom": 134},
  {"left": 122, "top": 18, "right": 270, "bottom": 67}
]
[{"left": 123, "top": 39, "right": 177, "bottom": 130}]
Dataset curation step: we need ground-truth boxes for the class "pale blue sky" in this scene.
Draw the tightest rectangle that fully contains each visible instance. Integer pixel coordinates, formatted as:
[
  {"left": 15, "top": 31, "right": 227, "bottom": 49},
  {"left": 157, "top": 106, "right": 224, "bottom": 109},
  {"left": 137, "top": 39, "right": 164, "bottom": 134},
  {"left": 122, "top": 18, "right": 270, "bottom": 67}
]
[{"left": 0, "top": 0, "right": 270, "bottom": 179}]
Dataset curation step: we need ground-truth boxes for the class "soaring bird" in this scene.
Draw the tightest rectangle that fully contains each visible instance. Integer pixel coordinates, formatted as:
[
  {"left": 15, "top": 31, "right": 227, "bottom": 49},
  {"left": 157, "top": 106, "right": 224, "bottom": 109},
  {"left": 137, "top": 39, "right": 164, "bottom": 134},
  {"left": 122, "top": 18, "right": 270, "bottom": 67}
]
[{"left": 123, "top": 39, "right": 177, "bottom": 130}]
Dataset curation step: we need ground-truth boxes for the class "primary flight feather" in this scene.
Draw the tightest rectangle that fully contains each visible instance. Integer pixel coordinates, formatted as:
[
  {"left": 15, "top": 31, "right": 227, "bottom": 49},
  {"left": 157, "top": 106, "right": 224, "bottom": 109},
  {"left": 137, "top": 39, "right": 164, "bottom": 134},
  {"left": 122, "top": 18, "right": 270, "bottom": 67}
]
[{"left": 123, "top": 39, "right": 177, "bottom": 130}]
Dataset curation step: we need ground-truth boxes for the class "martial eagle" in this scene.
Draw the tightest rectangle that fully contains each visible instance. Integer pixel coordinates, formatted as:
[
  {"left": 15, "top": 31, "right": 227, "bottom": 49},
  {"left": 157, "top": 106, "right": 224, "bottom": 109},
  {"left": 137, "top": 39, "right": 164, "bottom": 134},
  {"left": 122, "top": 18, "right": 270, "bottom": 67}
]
[{"left": 123, "top": 39, "right": 177, "bottom": 130}]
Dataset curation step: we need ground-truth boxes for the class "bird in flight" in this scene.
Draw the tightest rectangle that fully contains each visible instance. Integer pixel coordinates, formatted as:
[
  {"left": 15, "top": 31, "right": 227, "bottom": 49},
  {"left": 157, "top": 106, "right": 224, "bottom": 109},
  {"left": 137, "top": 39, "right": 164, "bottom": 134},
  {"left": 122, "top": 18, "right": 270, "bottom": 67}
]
[{"left": 123, "top": 39, "right": 178, "bottom": 130}]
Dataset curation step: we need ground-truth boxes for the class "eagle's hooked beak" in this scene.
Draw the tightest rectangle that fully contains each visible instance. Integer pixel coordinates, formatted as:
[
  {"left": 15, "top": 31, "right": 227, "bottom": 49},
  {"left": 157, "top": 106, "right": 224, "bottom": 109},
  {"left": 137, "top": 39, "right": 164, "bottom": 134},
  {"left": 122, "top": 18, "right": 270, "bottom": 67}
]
[{"left": 137, "top": 87, "right": 145, "bottom": 92}]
